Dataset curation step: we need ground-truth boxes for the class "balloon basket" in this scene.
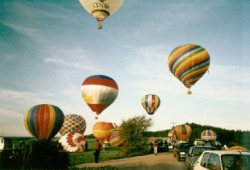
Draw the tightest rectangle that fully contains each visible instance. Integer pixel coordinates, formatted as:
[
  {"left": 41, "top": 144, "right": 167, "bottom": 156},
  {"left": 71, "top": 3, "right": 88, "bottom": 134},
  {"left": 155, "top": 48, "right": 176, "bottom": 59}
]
[
  {"left": 98, "top": 23, "right": 103, "bottom": 29},
  {"left": 187, "top": 90, "right": 192, "bottom": 95}
]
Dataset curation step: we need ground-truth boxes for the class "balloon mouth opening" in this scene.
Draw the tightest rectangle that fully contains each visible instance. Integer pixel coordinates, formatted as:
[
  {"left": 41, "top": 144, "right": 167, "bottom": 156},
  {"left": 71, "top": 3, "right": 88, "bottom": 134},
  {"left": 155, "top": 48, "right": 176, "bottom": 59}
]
[{"left": 92, "top": 10, "right": 109, "bottom": 29}]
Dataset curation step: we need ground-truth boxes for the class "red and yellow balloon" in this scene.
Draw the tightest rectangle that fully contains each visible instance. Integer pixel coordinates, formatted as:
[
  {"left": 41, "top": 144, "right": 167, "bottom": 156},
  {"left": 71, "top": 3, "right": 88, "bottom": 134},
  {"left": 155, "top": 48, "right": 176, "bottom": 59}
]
[
  {"left": 24, "top": 104, "right": 64, "bottom": 141},
  {"left": 168, "top": 44, "right": 210, "bottom": 94},
  {"left": 81, "top": 75, "right": 119, "bottom": 119}
]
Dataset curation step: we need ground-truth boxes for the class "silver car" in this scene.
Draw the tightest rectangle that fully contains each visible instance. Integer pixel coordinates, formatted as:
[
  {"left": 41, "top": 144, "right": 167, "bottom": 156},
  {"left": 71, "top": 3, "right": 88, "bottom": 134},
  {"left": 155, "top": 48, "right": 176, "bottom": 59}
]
[
  {"left": 193, "top": 150, "right": 250, "bottom": 170},
  {"left": 185, "top": 146, "right": 217, "bottom": 170}
]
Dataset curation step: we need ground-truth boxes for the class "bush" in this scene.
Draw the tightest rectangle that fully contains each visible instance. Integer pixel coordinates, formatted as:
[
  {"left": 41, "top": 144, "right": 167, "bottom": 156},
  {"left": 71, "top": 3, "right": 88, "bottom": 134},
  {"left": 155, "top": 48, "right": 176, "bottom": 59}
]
[
  {"left": 0, "top": 149, "right": 25, "bottom": 169},
  {"left": 22, "top": 140, "right": 69, "bottom": 169}
]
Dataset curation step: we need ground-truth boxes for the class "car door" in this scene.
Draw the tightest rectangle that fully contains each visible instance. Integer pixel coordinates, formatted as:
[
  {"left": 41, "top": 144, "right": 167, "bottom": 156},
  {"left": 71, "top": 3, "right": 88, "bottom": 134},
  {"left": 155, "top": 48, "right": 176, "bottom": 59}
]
[{"left": 194, "top": 152, "right": 211, "bottom": 170}]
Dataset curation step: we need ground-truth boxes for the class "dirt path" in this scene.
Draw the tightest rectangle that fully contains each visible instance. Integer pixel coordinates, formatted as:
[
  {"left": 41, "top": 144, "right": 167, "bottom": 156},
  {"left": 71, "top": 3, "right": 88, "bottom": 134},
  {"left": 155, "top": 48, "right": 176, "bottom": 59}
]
[{"left": 76, "top": 152, "right": 186, "bottom": 170}]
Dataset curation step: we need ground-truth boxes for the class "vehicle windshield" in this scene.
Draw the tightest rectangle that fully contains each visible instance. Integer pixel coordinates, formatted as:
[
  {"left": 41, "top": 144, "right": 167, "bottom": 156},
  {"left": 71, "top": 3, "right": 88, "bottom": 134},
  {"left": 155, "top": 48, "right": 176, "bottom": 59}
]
[
  {"left": 222, "top": 155, "right": 250, "bottom": 170},
  {"left": 179, "top": 143, "right": 192, "bottom": 149},
  {"left": 192, "top": 147, "right": 216, "bottom": 156}
]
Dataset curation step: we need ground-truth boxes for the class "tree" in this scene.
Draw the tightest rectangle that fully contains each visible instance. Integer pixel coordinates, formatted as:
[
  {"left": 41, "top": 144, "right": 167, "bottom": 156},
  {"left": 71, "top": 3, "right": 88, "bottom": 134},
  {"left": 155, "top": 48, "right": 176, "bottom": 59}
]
[{"left": 119, "top": 115, "right": 152, "bottom": 154}]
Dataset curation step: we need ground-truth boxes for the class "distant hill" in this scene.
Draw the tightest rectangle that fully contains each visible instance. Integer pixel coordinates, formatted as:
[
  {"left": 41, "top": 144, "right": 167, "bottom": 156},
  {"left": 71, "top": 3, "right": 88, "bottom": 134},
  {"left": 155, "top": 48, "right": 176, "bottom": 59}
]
[{"left": 143, "top": 122, "right": 250, "bottom": 149}]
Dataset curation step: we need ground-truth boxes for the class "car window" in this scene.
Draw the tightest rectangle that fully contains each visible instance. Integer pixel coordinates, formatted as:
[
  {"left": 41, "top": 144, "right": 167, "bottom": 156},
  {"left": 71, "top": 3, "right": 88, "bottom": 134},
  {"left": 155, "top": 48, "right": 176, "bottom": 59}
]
[
  {"left": 207, "top": 153, "right": 221, "bottom": 170},
  {"left": 200, "top": 152, "right": 210, "bottom": 167},
  {"left": 222, "top": 155, "right": 250, "bottom": 170}
]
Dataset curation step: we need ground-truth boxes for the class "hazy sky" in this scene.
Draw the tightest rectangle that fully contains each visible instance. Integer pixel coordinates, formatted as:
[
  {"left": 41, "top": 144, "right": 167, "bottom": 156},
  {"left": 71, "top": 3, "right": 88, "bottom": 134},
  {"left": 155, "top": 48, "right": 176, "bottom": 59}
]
[{"left": 1, "top": 0, "right": 250, "bottom": 137}]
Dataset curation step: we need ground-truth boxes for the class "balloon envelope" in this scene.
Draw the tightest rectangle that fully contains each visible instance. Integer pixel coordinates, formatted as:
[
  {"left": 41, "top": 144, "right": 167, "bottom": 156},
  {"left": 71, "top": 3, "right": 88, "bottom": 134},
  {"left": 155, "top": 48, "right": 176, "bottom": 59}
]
[
  {"left": 59, "top": 132, "right": 86, "bottom": 152},
  {"left": 79, "top": 0, "right": 124, "bottom": 29},
  {"left": 168, "top": 44, "right": 210, "bottom": 94},
  {"left": 24, "top": 104, "right": 64, "bottom": 141},
  {"left": 141, "top": 94, "right": 160, "bottom": 115},
  {"left": 201, "top": 130, "right": 217, "bottom": 141},
  {"left": 81, "top": 75, "right": 118, "bottom": 119},
  {"left": 174, "top": 124, "right": 192, "bottom": 141},
  {"left": 109, "top": 128, "right": 125, "bottom": 147},
  {"left": 92, "top": 121, "right": 114, "bottom": 142},
  {"left": 59, "top": 114, "right": 86, "bottom": 136}
]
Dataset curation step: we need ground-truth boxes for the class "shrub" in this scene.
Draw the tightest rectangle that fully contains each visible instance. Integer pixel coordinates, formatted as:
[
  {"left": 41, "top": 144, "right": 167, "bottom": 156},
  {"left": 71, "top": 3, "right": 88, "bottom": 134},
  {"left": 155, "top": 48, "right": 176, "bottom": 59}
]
[{"left": 22, "top": 140, "right": 69, "bottom": 169}]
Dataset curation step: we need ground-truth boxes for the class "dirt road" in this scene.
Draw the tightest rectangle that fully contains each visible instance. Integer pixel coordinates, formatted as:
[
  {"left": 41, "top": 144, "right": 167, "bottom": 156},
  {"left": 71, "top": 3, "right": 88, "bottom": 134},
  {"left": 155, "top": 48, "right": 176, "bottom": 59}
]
[{"left": 76, "top": 152, "right": 186, "bottom": 170}]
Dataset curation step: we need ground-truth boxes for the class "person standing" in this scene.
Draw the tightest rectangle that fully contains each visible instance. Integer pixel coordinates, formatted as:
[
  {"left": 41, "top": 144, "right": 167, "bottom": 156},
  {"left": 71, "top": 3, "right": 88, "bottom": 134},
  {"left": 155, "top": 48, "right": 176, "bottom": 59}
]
[
  {"left": 94, "top": 139, "right": 101, "bottom": 163},
  {"left": 152, "top": 139, "right": 158, "bottom": 155}
]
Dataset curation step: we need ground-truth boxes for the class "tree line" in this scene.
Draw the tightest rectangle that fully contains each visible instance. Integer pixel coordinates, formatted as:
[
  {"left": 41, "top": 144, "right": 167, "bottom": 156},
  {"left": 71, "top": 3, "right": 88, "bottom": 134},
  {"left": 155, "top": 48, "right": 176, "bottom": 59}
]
[{"left": 144, "top": 122, "right": 250, "bottom": 149}]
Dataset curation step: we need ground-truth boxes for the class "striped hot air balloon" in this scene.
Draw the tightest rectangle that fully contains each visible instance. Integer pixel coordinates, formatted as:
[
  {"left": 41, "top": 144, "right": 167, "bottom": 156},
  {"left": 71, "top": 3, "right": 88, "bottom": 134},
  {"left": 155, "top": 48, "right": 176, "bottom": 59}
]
[
  {"left": 168, "top": 44, "right": 210, "bottom": 94},
  {"left": 59, "top": 132, "right": 86, "bottom": 152},
  {"left": 174, "top": 124, "right": 192, "bottom": 141},
  {"left": 81, "top": 75, "right": 119, "bottom": 119},
  {"left": 24, "top": 104, "right": 64, "bottom": 141},
  {"left": 92, "top": 121, "right": 114, "bottom": 142},
  {"left": 201, "top": 130, "right": 217, "bottom": 141},
  {"left": 109, "top": 128, "right": 125, "bottom": 147},
  {"left": 59, "top": 114, "right": 86, "bottom": 136},
  {"left": 141, "top": 94, "right": 161, "bottom": 115}
]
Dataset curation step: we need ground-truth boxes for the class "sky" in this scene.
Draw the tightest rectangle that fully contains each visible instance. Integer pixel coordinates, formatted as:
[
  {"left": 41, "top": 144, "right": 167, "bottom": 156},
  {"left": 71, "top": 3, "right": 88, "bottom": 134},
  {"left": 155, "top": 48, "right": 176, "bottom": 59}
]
[{"left": 0, "top": 0, "right": 250, "bottom": 137}]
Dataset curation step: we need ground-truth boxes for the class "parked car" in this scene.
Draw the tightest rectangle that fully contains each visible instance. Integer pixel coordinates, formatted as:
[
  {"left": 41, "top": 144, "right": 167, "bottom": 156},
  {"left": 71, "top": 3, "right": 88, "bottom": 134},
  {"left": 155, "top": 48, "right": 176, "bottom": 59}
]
[
  {"left": 150, "top": 139, "right": 169, "bottom": 152},
  {"left": 173, "top": 142, "right": 193, "bottom": 161},
  {"left": 185, "top": 146, "right": 217, "bottom": 170},
  {"left": 193, "top": 150, "right": 250, "bottom": 170}
]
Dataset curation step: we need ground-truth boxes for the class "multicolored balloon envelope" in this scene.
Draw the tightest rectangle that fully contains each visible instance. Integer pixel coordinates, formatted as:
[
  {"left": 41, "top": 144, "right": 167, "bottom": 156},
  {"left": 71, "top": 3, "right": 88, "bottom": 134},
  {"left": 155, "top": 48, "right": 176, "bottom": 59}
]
[
  {"left": 201, "top": 130, "right": 217, "bottom": 141},
  {"left": 92, "top": 121, "right": 114, "bottom": 142},
  {"left": 168, "top": 44, "right": 210, "bottom": 94},
  {"left": 109, "top": 128, "right": 125, "bottom": 147},
  {"left": 59, "top": 132, "right": 86, "bottom": 152},
  {"left": 24, "top": 104, "right": 64, "bottom": 141},
  {"left": 81, "top": 75, "right": 119, "bottom": 119},
  {"left": 59, "top": 114, "right": 86, "bottom": 136},
  {"left": 174, "top": 124, "right": 192, "bottom": 141},
  {"left": 79, "top": 0, "right": 124, "bottom": 29},
  {"left": 141, "top": 94, "right": 160, "bottom": 115}
]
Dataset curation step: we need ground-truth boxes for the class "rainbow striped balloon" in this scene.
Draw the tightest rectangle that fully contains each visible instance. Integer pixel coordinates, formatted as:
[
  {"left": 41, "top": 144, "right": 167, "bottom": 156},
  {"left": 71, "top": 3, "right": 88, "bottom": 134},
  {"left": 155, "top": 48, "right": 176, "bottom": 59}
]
[
  {"left": 59, "top": 114, "right": 86, "bottom": 136},
  {"left": 168, "top": 44, "right": 210, "bottom": 94},
  {"left": 24, "top": 104, "right": 64, "bottom": 141},
  {"left": 141, "top": 94, "right": 160, "bottom": 115},
  {"left": 81, "top": 75, "right": 119, "bottom": 119}
]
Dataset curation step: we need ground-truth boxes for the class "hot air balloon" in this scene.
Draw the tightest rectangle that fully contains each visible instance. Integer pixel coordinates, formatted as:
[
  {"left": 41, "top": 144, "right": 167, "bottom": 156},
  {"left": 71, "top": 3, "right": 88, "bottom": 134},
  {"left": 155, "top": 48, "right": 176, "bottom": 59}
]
[
  {"left": 109, "top": 128, "right": 125, "bottom": 147},
  {"left": 59, "top": 132, "right": 86, "bottom": 152},
  {"left": 59, "top": 114, "right": 86, "bottom": 136},
  {"left": 168, "top": 44, "right": 210, "bottom": 94},
  {"left": 92, "top": 121, "right": 114, "bottom": 142},
  {"left": 24, "top": 104, "right": 64, "bottom": 141},
  {"left": 81, "top": 74, "right": 119, "bottom": 119},
  {"left": 79, "top": 0, "right": 124, "bottom": 29},
  {"left": 174, "top": 124, "right": 192, "bottom": 141},
  {"left": 141, "top": 94, "right": 161, "bottom": 115},
  {"left": 201, "top": 130, "right": 217, "bottom": 141}
]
